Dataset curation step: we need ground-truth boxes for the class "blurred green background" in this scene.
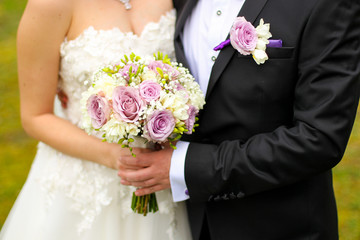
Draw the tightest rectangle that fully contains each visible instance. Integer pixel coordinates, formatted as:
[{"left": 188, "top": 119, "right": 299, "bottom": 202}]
[{"left": 0, "top": 0, "right": 359, "bottom": 238}]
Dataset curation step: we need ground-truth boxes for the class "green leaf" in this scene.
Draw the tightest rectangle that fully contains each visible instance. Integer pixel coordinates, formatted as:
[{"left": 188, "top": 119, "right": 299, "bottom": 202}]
[
  {"left": 174, "top": 134, "right": 182, "bottom": 141},
  {"left": 156, "top": 67, "right": 164, "bottom": 77},
  {"left": 130, "top": 52, "right": 135, "bottom": 62}
]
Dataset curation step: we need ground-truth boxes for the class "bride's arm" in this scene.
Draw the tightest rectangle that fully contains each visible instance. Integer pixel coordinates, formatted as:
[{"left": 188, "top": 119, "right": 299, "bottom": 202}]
[{"left": 17, "top": 0, "right": 134, "bottom": 169}]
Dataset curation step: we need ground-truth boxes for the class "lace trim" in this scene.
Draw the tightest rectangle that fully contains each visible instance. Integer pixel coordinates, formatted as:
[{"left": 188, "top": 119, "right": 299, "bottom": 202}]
[{"left": 61, "top": 9, "right": 176, "bottom": 47}]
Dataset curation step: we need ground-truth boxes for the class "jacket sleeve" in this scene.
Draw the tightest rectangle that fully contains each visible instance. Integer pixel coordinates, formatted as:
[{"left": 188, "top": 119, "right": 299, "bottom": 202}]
[{"left": 184, "top": 0, "right": 360, "bottom": 203}]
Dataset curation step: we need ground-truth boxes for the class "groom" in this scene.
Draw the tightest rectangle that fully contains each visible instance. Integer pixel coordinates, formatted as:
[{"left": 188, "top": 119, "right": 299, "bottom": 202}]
[{"left": 118, "top": 0, "right": 360, "bottom": 239}]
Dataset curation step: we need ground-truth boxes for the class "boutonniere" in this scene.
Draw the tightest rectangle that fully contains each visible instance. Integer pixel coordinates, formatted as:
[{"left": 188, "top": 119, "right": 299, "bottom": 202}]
[{"left": 214, "top": 17, "right": 282, "bottom": 65}]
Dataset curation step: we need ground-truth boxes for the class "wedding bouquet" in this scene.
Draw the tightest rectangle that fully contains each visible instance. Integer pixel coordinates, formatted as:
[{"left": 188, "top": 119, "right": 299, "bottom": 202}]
[{"left": 81, "top": 52, "right": 205, "bottom": 215}]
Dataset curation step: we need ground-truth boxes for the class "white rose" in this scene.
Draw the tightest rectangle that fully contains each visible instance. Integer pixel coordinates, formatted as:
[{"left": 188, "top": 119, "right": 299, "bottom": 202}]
[
  {"left": 160, "top": 92, "right": 189, "bottom": 120},
  {"left": 101, "top": 118, "right": 127, "bottom": 143},
  {"left": 93, "top": 74, "right": 118, "bottom": 97},
  {"left": 141, "top": 70, "right": 159, "bottom": 83},
  {"left": 189, "top": 92, "right": 205, "bottom": 110}
]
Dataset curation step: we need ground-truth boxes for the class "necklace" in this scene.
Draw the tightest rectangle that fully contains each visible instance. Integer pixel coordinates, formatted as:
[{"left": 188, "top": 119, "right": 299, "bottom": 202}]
[{"left": 119, "top": 0, "right": 132, "bottom": 10}]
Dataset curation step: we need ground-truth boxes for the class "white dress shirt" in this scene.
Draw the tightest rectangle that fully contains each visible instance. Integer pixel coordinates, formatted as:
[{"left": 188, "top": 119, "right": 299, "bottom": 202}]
[{"left": 169, "top": 0, "right": 246, "bottom": 202}]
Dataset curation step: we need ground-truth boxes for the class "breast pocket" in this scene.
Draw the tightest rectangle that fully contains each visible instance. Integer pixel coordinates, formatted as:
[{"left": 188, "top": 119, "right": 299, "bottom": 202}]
[
  {"left": 266, "top": 47, "right": 295, "bottom": 59},
  {"left": 236, "top": 47, "right": 295, "bottom": 59}
]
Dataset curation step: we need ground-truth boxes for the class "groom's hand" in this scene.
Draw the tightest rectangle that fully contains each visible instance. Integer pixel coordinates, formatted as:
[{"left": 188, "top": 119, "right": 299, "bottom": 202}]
[{"left": 117, "top": 147, "right": 173, "bottom": 196}]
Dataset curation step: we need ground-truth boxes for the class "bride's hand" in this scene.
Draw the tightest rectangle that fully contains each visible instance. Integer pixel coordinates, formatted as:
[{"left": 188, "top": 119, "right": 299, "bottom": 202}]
[{"left": 108, "top": 144, "right": 153, "bottom": 170}]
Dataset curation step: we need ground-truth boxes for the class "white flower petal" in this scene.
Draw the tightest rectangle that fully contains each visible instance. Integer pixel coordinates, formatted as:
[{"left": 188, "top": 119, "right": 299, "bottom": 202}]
[{"left": 252, "top": 49, "right": 269, "bottom": 65}]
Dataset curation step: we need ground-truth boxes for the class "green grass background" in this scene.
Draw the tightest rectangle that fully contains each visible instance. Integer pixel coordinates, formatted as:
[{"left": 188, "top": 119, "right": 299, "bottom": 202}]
[{"left": 0, "top": 1, "right": 359, "bottom": 238}]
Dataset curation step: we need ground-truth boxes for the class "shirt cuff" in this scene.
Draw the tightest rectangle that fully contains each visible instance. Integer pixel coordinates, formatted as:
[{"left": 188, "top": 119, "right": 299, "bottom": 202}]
[{"left": 169, "top": 141, "right": 190, "bottom": 202}]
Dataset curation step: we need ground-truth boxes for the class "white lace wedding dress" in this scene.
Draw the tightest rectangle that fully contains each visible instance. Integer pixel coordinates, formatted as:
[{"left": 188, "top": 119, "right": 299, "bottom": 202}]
[{"left": 0, "top": 10, "right": 192, "bottom": 240}]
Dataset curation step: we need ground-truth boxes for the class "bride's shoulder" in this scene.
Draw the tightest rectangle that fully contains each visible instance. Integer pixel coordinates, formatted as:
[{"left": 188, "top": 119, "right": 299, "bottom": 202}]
[
  {"left": 20, "top": 0, "right": 73, "bottom": 32},
  {"left": 18, "top": 0, "right": 73, "bottom": 45},
  {"left": 24, "top": 0, "right": 73, "bottom": 19}
]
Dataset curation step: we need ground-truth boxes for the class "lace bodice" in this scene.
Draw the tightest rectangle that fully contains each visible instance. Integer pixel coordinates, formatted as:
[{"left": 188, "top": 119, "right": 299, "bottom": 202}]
[
  {"left": 58, "top": 9, "right": 176, "bottom": 126},
  {"left": 37, "top": 10, "right": 179, "bottom": 237}
]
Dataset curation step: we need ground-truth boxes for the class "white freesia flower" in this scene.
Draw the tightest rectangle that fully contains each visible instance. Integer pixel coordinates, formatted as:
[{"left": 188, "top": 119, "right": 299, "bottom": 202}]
[
  {"left": 256, "top": 19, "right": 272, "bottom": 39},
  {"left": 252, "top": 49, "right": 269, "bottom": 65},
  {"left": 256, "top": 38, "right": 269, "bottom": 51}
]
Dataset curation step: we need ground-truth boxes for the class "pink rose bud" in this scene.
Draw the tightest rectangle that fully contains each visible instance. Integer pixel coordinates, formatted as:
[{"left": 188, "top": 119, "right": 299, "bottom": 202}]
[
  {"left": 145, "top": 110, "right": 175, "bottom": 142},
  {"left": 87, "top": 94, "right": 111, "bottom": 129},
  {"left": 230, "top": 17, "right": 258, "bottom": 55},
  {"left": 185, "top": 105, "right": 198, "bottom": 134},
  {"left": 112, "top": 86, "right": 144, "bottom": 123},
  {"left": 121, "top": 63, "right": 139, "bottom": 81},
  {"left": 139, "top": 80, "right": 162, "bottom": 102}
]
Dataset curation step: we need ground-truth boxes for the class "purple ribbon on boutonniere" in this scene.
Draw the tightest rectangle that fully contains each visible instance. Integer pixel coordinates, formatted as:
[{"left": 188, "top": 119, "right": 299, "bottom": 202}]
[
  {"left": 213, "top": 17, "right": 282, "bottom": 65},
  {"left": 213, "top": 39, "right": 283, "bottom": 51}
]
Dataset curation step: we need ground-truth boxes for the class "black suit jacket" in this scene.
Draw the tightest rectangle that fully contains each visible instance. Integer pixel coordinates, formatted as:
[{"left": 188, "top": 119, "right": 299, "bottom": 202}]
[{"left": 173, "top": 0, "right": 360, "bottom": 239}]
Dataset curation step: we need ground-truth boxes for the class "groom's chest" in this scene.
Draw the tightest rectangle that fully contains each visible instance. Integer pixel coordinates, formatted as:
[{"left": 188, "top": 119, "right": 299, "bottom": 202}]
[{"left": 181, "top": 0, "right": 246, "bottom": 94}]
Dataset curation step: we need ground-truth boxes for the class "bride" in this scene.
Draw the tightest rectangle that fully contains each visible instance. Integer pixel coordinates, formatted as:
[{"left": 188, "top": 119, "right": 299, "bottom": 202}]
[{"left": 0, "top": 0, "right": 192, "bottom": 239}]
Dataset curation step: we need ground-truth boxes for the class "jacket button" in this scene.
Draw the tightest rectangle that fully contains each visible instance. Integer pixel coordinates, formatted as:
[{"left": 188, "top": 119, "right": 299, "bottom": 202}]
[
  {"left": 229, "top": 192, "right": 236, "bottom": 200},
  {"left": 237, "top": 192, "right": 245, "bottom": 199},
  {"left": 222, "top": 194, "right": 229, "bottom": 200},
  {"left": 214, "top": 196, "right": 221, "bottom": 202}
]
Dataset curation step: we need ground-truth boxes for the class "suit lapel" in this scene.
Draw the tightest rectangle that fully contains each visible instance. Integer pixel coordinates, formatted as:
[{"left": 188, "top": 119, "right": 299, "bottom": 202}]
[
  {"left": 173, "top": 0, "right": 198, "bottom": 69},
  {"left": 175, "top": 0, "right": 198, "bottom": 39},
  {"left": 206, "top": 0, "right": 269, "bottom": 100}
]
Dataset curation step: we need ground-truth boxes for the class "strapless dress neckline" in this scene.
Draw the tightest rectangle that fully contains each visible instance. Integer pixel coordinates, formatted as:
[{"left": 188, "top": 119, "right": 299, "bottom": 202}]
[{"left": 62, "top": 9, "right": 176, "bottom": 45}]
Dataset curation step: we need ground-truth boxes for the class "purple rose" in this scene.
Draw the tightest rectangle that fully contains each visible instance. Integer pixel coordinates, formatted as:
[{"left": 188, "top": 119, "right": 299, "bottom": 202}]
[
  {"left": 121, "top": 63, "right": 139, "bottom": 81},
  {"left": 87, "top": 94, "right": 111, "bottom": 129},
  {"left": 184, "top": 105, "right": 198, "bottom": 134},
  {"left": 145, "top": 110, "right": 175, "bottom": 142},
  {"left": 230, "top": 17, "right": 258, "bottom": 55},
  {"left": 139, "top": 80, "right": 162, "bottom": 102},
  {"left": 148, "top": 61, "right": 180, "bottom": 79},
  {"left": 148, "top": 60, "right": 166, "bottom": 72},
  {"left": 112, "top": 86, "right": 144, "bottom": 123}
]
